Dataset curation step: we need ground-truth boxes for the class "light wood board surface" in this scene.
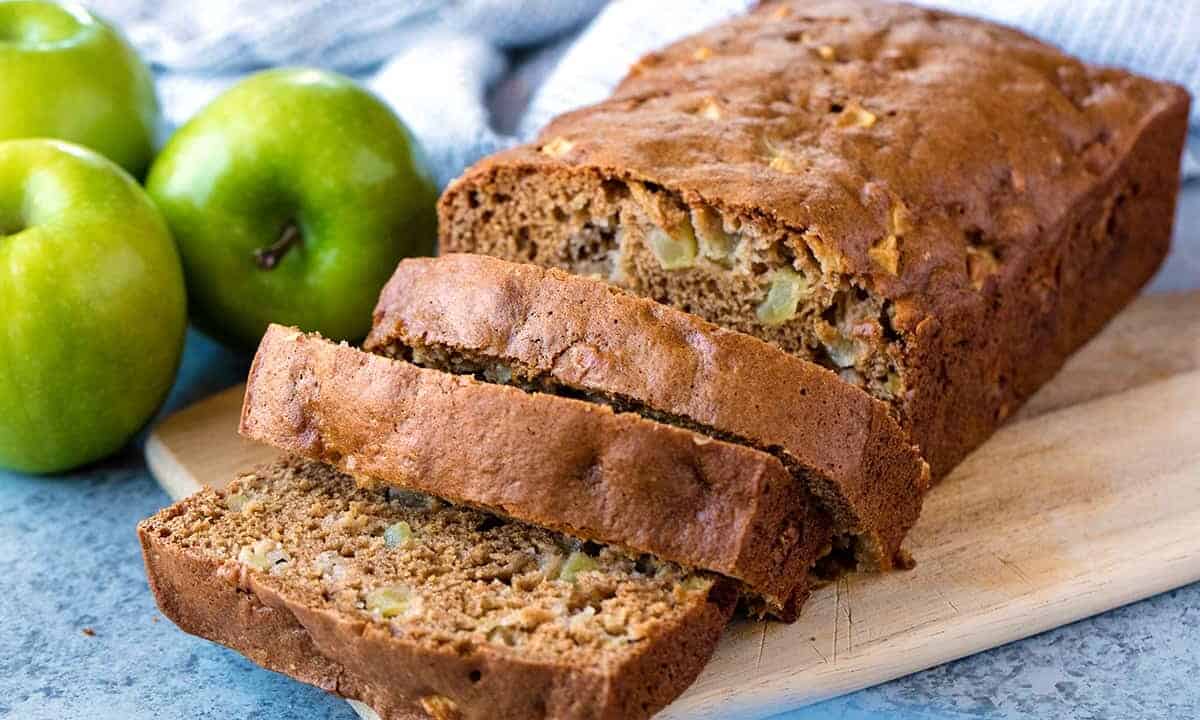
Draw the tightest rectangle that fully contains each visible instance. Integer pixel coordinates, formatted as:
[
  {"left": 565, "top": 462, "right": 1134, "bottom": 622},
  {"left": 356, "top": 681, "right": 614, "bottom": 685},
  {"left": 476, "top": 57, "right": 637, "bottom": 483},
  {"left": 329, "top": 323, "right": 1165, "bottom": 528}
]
[{"left": 145, "top": 291, "right": 1200, "bottom": 720}]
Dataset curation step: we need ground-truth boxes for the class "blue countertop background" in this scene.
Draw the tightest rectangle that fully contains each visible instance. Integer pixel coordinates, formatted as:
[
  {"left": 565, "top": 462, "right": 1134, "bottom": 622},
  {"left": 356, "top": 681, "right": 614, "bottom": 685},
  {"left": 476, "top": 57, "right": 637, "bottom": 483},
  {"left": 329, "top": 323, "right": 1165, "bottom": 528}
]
[{"left": 2, "top": 185, "right": 1198, "bottom": 719}]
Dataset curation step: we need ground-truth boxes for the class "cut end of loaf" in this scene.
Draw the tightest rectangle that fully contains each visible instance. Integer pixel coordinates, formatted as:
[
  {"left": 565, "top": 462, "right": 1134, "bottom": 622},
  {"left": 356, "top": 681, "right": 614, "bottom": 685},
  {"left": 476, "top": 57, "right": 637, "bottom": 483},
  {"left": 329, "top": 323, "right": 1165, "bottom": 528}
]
[{"left": 439, "top": 166, "right": 908, "bottom": 412}]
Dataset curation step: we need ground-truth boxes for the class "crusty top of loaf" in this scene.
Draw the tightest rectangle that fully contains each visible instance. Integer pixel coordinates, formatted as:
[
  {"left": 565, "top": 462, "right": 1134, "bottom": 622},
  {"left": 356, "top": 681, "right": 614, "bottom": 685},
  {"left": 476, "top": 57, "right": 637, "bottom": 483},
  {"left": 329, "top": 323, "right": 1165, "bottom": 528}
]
[
  {"left": 453, "top": 0, "right": 1188, "bottom": 306},
  {"left": 367, "top": 254, "right": 928, "bottom": 568}
]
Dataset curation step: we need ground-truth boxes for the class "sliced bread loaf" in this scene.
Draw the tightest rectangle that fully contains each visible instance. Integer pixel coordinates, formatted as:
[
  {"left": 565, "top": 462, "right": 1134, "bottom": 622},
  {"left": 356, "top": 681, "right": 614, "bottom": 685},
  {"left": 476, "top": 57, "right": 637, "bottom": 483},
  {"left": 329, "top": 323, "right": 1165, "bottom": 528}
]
[
  {"left": 139, "top": 457, "right": 735, "bottom": 720},
  {"left": 436, "top": 0, "right": 1189, "bottom": 480},
  {"left": 365, "top": 254, "right": 928, "bottom": 571},
  {"left": 240, "top": 324, "right": 829, "bottom": 619}
]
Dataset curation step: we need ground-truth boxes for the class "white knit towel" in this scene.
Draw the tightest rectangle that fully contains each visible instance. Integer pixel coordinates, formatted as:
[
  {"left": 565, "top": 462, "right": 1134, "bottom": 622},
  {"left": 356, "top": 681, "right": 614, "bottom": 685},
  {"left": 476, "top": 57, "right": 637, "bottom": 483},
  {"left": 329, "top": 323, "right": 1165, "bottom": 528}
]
[{"left": 92, "top": 0, "right": 1199, "bottom": 185}]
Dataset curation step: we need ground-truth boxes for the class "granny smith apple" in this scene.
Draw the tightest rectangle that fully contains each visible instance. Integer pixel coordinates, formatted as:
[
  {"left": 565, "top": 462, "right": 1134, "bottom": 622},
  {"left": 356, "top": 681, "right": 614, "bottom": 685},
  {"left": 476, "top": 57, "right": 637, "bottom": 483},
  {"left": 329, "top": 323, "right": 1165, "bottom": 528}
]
[
  {"left": 0, "top": 1, "right": 159, "bottom": 176},
  {"left": 0, "top": 139, "right": 187, "bottom": 474},
  {"left": 146, "top": 68, "right": 437, "bottom": 349}
]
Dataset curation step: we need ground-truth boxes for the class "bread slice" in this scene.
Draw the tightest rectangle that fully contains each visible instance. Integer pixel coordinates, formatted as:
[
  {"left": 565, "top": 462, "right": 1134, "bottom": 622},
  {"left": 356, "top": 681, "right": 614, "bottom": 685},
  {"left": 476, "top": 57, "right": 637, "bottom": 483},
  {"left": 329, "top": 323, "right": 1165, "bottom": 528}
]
[
  {"left": 365, "top": 254, "right": 928, "bottom": 571},
  {"left": 240, "top": 324, "right": 828, "bottom": 619},
  {"left": 436, "top": 0, "right": 1189, "bottom": 480},
  {"left": 138, "top": 457, "right": 735, "bottom": 720}
]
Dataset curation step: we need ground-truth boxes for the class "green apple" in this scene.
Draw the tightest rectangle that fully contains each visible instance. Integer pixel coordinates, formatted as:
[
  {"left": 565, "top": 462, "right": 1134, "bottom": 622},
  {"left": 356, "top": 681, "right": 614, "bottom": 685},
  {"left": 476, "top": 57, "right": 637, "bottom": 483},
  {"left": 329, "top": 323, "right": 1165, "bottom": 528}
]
[
  {"left": 146, "top": 68, "right": 437, "bottom": 349},
  {"left": 0, "top": 140, "right": 187, "bottom": 473},
  {"left": 0, "top": 1, "right": 159, "bottom": 176}
]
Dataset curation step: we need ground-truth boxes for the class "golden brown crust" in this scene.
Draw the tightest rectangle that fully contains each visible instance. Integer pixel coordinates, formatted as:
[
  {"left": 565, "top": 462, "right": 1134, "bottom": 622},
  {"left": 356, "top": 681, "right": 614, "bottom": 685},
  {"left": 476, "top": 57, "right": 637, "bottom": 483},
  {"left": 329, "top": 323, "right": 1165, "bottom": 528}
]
[
  {"left": 437, "top": 0, "right": 1190, "bottom": 479},
  {"left": 138, "top": 459, "right": 736, "bottom": 720},
  {"left": 452, "top": 0, "right": 1185, "bottom": 301},
  {"left": 366, "top": 254, "right": 927, "bottom": 568},
  {"left": 240, "top": 325, "right": 819, "bottom": 617},
  {"left": 892, "top": 82, "right": 1189, "bottom": 476}
]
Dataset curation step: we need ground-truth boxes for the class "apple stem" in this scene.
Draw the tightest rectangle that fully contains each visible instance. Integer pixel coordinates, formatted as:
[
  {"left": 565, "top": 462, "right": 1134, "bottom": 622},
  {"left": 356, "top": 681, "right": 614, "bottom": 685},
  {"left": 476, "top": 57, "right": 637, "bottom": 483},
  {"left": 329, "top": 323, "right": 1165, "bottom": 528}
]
[{"left": 254, "top": 221, "right": 301, "bottom": 270}]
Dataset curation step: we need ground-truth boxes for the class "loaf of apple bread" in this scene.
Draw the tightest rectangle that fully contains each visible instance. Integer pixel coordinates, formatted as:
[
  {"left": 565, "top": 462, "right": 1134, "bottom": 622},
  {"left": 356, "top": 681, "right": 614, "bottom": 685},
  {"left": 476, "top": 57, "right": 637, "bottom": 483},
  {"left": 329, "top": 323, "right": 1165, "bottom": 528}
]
[{"left": 438, "top": 0, "right": 1191, "bottom": 478}]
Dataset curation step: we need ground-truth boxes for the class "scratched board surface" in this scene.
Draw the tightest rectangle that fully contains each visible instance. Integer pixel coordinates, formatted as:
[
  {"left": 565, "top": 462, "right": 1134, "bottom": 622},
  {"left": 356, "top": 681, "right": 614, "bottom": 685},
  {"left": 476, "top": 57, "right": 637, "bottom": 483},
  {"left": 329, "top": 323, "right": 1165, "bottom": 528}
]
[{"left": 146, "top": 291, "right": 1200, "bottom": 719}]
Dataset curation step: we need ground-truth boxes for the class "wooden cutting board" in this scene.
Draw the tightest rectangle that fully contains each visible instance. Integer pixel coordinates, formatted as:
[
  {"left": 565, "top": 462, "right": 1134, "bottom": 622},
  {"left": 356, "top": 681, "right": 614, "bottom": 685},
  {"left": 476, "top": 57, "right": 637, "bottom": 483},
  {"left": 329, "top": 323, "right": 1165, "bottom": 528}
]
[{"left": 145, "top": 291, "right": 1200, "bottom": 720}]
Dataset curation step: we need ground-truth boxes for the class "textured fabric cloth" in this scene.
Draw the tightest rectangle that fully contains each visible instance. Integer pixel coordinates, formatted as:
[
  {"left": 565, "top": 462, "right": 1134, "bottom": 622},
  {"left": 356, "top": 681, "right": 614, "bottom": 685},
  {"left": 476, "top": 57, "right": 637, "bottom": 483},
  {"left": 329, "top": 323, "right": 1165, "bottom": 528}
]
[
  {"left": 94, "top": 0, "right": 606, "bottom": 186},
  {"left": 92, "top": 0, "right": 1198, "bottom": 186}
]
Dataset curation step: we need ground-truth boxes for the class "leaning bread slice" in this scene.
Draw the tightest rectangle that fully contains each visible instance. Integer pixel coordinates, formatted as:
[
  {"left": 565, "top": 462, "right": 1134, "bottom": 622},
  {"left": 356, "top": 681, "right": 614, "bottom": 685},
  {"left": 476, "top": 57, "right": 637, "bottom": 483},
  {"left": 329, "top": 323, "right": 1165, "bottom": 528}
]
[
  {"left": 365, "top": 254, "right": 929, "bottom": 571},
  {"left": 241, "top": 324, "right": 827, "bottom": 619},
  {"left": 139, "top": 457, "right": 735, "bottom": 720}
]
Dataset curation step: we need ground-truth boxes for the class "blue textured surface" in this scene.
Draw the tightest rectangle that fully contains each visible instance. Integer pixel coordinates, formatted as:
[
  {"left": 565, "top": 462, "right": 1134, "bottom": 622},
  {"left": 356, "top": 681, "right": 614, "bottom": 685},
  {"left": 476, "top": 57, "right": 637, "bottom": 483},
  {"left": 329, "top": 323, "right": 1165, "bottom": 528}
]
[
  {"left": 3, "top": 331, "right": 1199, "bottom": 720},
  {"left": 0, "top": 330, "right": 356, "bottom": 720}
]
